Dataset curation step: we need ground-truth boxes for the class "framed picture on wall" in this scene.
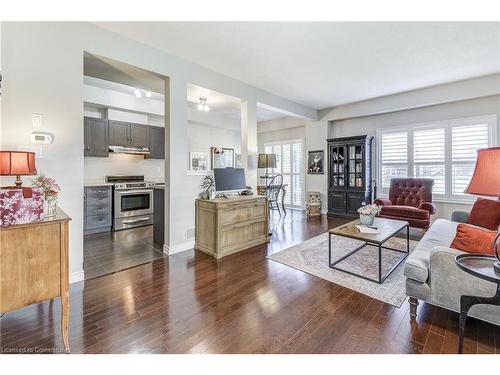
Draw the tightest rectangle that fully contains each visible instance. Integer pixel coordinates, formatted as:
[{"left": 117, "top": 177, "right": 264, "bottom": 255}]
[
  {"left": 211, "top": 147, "right": 234, "bottom": 169},
  {"left": 307, "top": 150, "right": 324, "bottom": 174},
  {"left": 235, "top": 152, "right": 242, "bottom": 168},
  {"left": 189, "top": 152, "right": 210, "bottom": 174}
]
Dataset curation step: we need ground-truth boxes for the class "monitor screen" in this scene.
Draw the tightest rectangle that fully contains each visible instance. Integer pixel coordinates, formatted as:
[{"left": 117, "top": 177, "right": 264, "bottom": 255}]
[{"left": 213, "top": 168, "right": 246, "bottom": 192}]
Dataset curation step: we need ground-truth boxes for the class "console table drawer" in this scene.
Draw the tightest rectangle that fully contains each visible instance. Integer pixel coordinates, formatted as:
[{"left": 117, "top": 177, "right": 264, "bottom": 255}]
[
  {"left": 219, "top": 202, "right": 266, "bottom": 226},
  {"left": 219, "top": 219, "right": 267, "bottom": 249}
]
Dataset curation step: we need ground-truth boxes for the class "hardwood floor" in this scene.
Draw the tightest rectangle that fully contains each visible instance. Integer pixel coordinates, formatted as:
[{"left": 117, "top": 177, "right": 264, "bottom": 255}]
[
  {"left": 1, "top": 211, "right": 498, "bottom": 354},
  {"left": 84, "top": 226, "right": 164, "bottom": 280}
]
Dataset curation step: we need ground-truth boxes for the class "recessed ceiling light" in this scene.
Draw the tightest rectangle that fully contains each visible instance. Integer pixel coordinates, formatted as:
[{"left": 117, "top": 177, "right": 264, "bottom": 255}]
[
  {"left": 134, "top": 88, "right": 142, "bottom": 98},
  {"left": 145, "top": 91, "right": 152, "bottom": 98}
]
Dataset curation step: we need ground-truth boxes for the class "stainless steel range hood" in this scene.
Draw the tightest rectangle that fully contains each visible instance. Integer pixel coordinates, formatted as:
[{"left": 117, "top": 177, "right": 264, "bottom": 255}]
[{"left": 109, "top": 145, "right": 151, "bottom": 155}]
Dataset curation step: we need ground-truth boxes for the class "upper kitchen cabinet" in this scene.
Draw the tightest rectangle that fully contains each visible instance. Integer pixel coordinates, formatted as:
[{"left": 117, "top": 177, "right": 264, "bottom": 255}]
[
  {"left": 129, "top": 123, "right": 149, "bottom": 148},
  {"left": 108, "top": 120, "right": 149, "bottom": 148},
  {"left": 147, "top": 126, "right": 165, "bottom": 159},
  {"left": 84, "top": 117, "right": 109, "bottom": 157},
  {"left": 108, "top": 120, "right": 131, "bottom": 147}
]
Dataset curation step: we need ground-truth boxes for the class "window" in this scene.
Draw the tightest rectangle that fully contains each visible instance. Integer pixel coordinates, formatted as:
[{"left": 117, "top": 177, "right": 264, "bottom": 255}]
[
  {"left": 377, "top": 115, "right": 496, "bottom": 200},
  {"left": 264, "top": 139, "right": 304, "bottom": 208}
]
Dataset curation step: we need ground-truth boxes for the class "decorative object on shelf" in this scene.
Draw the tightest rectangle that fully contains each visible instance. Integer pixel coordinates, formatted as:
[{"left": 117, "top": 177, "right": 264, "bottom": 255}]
[
  {"left": 200, "top": 175, "right": 214, "bottom": 200},
  {"left": 211, "top": 147, "right": 234, "bottom": 169},
  {"left": 258, "top": 153, "right": 277, "bottom": 185},
  {"left": 357, "top": 202, "right": 381, "bottom": 226},
  {"left": 306, "top": 191, "right": 322, "bottom": 217},
  {"left": 307, "top": 150, "right": 324, "bottom": 174},
  {"left": 32, "top": 175, "right": 61, "bottom": 218},
  {"left": 235, "top": 152, "right": 242, "bottom": 168},
  {"left": 464, "top": 146, "right": 500, "bottom": 273},
  {"left": 197, "top": 97, "right": 210, "bottom": 112},
  {"left": 189, "top": 151, "right": 209, "bottom": 173},
  {"left": 0, "top": 150, "right": 37, "bottom": 187}
]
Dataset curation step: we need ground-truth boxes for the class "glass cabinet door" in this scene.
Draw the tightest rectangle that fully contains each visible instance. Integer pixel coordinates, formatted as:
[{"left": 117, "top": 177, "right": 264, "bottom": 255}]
[
  {"left": 329, "top": 145, "right": 345, "bottom": 188},
  {"left": 347, "top": 143, "right": 364, "bottom": 189}
]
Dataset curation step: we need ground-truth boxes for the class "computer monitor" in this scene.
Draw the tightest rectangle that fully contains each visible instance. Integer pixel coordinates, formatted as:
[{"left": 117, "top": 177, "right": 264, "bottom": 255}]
[{"left": 213, "top": 168, "right": 246, "bottom": 193}]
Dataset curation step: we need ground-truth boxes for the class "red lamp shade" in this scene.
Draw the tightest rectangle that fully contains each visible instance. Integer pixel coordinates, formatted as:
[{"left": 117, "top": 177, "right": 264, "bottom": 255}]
[
  {"left": 0, "top": 151, "right": 37, "bottom": 176},
  {"left": 465, "top": 147, "right": 500, "bottom": 198}
]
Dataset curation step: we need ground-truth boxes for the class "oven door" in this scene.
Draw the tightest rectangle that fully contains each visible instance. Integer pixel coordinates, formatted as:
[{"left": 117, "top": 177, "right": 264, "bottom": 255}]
[{"left": 114, "top": 189, "right": 153, "bottom": 218}]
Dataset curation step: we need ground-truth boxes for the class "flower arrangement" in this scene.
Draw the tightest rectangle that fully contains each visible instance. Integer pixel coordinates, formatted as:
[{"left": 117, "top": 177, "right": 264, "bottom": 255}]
[
  {"left": 212, "top": 147, "right": 224, "bottom": 155},
  {"left": 31, "top": 175, "right": 61, "bottom": 198},
  {"left": 357, "top": 202, "right": 382, "bottom": 216}
]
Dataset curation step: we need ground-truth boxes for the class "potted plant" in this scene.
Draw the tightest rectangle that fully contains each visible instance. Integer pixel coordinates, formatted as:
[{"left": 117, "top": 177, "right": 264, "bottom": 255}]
[
  {"left": 357, "top": 202, "right": 381, "bottom": 226},
  {"left": 200, "top": 175, "right": 214, "bottom": 200},
  {"left": 32, "top": 175, "right": 61, "bottom": 217}
]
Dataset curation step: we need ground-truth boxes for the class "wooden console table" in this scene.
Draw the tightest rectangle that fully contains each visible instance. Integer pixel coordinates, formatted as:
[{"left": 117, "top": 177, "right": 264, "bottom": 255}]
[
  {"left": 0, "top": 208, "right": 71, "bottom": 353},
  {"left": 195, "top": 196, "right": 268, "bottom": 259}
]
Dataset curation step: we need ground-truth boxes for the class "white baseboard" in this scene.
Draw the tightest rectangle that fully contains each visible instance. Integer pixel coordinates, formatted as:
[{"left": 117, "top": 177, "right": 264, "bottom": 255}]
[
  {"left": 163, "top": 240, "right": 195, "bottom": 256},
  {"left": 69, "top": 270, "right": 84, "bottom": 284}
]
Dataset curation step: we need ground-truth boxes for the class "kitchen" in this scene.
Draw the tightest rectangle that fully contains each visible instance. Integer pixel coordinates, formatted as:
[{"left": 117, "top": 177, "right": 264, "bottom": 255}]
[{"left": 83, "top": 53, "right": 167, "bottom": 279}]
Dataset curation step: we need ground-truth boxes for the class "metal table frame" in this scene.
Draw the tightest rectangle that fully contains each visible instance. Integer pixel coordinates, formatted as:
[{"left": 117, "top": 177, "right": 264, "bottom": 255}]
[{"left": 328, "top": 224, "right": 410, "bottom": 284}]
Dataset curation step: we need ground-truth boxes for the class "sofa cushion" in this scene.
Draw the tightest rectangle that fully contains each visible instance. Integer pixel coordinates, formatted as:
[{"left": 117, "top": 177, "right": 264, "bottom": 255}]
[
  {"left": 381, "top": 205, "right": 430, "bottom": 220},
  {"left": 450, "top": 223, "right": 497, "bottom": 255},
  {"left": 404, "top": 219, "right": 459, "bottom": 283},
  {"left": 466, "top": 198, "right": 500, "bottom": 230}
]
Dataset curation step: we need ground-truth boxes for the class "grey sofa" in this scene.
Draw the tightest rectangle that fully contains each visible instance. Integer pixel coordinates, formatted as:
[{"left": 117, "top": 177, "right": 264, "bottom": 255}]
[{"left": 404, "top": 218, "right": 500, "bottom": 326}]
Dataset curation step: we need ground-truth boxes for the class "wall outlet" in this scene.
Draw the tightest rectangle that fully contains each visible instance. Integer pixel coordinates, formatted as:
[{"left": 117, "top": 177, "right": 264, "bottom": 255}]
[
  {"left": 18, "top": 145, "right": 43, "bottom": 158},
  {"left": 32, "top": 113, "right": 43, "bottom": 129},
  {"left": 186, "top": 228, "right": 195, "bottom": 240}
]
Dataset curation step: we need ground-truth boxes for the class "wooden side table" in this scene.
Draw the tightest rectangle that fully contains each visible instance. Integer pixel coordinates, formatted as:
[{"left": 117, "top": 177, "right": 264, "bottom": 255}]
[
  {"left": 0, "top": 208, "right": 71, "bottom": 353},
  {"left": 455, "top": 254, "right": 500, "bottom": 354}
]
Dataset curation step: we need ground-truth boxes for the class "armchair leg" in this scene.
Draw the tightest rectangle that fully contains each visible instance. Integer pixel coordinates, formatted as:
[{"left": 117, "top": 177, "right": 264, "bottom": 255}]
[{"left": 409, "top": 297, "right": 419, "bottom": 320}]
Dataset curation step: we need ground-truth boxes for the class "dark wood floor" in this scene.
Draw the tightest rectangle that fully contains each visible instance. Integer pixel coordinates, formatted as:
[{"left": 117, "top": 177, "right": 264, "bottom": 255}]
[
  {"left": 1, "top": 211, "right": 498, "bottom": 354},
  {"left": 84, "top": 226, "right": 164, "bottom": 280}
]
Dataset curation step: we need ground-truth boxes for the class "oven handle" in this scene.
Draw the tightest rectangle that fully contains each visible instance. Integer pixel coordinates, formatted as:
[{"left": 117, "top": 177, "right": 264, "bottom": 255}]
[
  {"left": 116, "top": 189, "right": 153, "bottom": 195},
  {"left": 122, "top": 217, "right": 151, "bottom": 224}
]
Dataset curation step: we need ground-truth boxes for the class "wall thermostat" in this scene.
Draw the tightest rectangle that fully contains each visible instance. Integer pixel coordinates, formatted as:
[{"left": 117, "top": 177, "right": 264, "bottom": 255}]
[{"left": 31, "top": 131, "right": 54, "bottom": 144}]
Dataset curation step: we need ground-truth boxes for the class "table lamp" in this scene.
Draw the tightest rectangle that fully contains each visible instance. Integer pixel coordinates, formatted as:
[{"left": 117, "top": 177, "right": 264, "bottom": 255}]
[
  {"left": 464, "top": 147, "right": 500, "bottom": 273},
  {"left": 0, "top": 151, "right": 37, "bottom": 187},
  {"left": 258, "top": 154, "right": 277, "bottom": 183}
]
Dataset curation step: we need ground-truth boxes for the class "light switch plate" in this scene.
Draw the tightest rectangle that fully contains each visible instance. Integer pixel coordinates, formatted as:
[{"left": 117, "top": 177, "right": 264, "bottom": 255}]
[{"left": 32, "top": 113, "right": 43, "bottom": 129}]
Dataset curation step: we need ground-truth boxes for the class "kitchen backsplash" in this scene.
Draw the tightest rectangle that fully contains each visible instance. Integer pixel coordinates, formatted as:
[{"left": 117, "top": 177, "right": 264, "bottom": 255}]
[{"left": 84, "top": 153, "right": 165, "bottom": 183}]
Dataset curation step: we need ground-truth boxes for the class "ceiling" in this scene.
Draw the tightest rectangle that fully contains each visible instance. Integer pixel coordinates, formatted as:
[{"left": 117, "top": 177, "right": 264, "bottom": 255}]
[{"left": 95, "top": 22, "right": 500, "bottom": 109}]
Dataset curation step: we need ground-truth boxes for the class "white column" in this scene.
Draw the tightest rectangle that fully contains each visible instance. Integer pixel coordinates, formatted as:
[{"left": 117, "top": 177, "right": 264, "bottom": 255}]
[{"left": 241, "top": 99, "right": 258, "bottom": 191}]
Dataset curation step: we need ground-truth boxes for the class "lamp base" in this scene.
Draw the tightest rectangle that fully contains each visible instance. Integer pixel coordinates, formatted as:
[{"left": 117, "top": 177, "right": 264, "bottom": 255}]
[
  {"left": 15, "top": 175, "right": 23, "bottom": 187},
  {"left": 494, "top": 261, "right": 500, "bottom": 275}
]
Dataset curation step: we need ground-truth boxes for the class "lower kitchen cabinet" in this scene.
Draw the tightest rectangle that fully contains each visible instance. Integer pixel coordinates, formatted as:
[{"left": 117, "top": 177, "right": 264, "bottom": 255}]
[{"left": 84, "top": 186, "right": 112, "bottom": 235}]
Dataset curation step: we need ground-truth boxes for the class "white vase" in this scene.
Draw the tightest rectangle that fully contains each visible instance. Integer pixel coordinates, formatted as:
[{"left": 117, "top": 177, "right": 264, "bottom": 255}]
[
  {"left": 44, "top": 195, "right": 57, "bottom": 218},
  {"left": 359, "top": 213, "right": 375, "bottom": 226}
]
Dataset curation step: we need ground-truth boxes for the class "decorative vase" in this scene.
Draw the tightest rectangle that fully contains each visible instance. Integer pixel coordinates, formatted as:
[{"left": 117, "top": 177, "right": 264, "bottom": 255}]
[
  {"left": 359, "top": 213, "right": 375, "bottom": 226},
  {"left": 44, "top": 195, "right": 58, "bottom": 218}
]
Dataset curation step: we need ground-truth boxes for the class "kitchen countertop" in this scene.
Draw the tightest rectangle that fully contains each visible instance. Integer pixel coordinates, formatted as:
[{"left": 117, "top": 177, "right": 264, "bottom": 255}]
[{"left": 84, "top": 181, "right": 114, "bottom": 187}]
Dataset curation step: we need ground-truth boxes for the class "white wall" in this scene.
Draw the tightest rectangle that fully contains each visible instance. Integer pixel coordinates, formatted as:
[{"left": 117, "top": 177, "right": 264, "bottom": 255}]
[{"left": 1, "top": 22, "right": 317, "bottom": 282}]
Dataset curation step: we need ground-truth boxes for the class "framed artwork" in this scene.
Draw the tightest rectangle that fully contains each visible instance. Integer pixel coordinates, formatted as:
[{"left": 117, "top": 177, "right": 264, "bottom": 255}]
[
  {"left": 211, "top": 147, "right": 234, "bottom": 169},
  {"left": 307, "top": 150, "right": 324, "bottom": 174},
  {"left": 189, "top": 152, "right": 209, "bottom": 173},
  {"left": 235, "top": 152, "right": 242, "bottom": 168}
]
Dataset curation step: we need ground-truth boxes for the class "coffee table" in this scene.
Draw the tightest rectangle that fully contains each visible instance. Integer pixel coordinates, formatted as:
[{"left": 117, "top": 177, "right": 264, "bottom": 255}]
[{"left": 328, "top": 217, "right": 410, "bottom": 284}]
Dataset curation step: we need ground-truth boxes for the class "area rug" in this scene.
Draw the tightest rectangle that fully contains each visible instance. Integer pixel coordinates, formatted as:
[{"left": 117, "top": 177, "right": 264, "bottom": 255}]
[{"left": 267, "top": 232, "right": 418, "bottom": 307}]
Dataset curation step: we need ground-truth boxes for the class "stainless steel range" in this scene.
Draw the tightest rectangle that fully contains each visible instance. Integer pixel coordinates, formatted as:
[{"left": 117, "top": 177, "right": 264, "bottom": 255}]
[{"left": 106, "top": 175, "right": 154, "bottom": 231}]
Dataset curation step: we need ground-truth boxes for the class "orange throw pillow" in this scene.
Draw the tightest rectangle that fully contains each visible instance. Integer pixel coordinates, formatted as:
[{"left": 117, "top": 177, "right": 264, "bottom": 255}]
[
  {"left": 466, "top": 198, "right": 500, "bottom": 230},
  {"left": 450, "top": 223, "right": 497, "bottom": 255}
]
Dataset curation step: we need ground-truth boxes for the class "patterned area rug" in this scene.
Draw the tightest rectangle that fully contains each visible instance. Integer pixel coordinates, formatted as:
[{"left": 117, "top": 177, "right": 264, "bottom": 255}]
[{"left": 268, "top": 232, "right": 418, "bottom": 307}]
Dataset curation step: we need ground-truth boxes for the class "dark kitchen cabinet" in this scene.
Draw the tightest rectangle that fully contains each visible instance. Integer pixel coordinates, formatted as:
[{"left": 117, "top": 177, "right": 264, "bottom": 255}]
[
  {"left": 84, "top": 117, "right": 108, "bottom": 157},
  {"left": 147, "top": 126, "right": 165, "bottom": 159},
  {"left": 327, "top": 135, "right": 373, "bottom": 218},
  {"left": 108, "top": 120, "right": 149, "bottom": 148},
  {"left": 129, "top": 123, "right": 149, "bottom": 148},
  {"left": 108, "top": 120, "right": 131, "bottom": 147}
]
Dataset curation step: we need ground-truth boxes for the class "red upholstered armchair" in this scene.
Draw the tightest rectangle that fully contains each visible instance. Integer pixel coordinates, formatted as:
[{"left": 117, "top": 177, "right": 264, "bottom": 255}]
[{"left": 374, "top": 178, "right": 436, "bottom": 229}]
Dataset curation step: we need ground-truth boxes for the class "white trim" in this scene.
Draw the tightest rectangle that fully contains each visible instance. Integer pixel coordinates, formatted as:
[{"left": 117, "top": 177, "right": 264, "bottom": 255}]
[
  {"left": 163, "top": 240, "right": 195, "bottom": 256},
  {"left": 69, "top": 270, "right": 84, "bottom": 284}
]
